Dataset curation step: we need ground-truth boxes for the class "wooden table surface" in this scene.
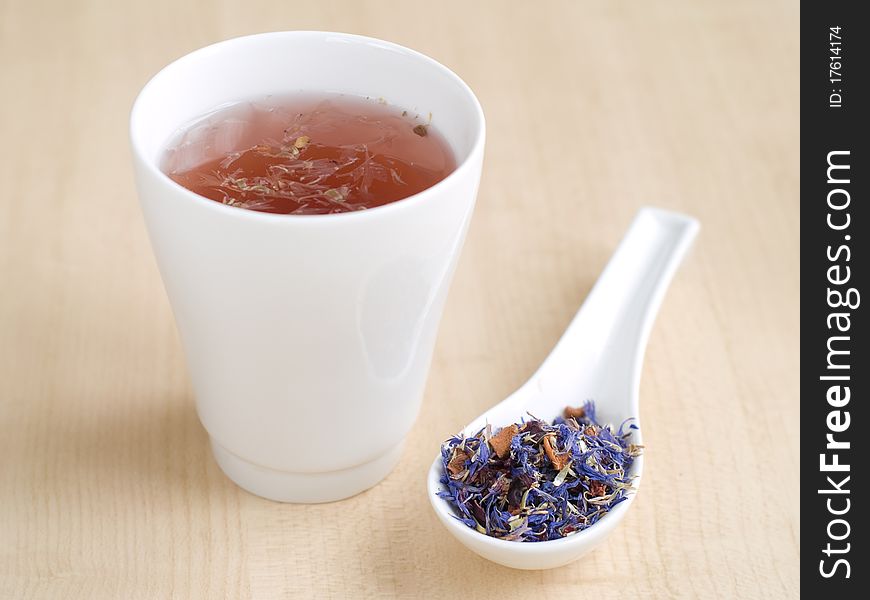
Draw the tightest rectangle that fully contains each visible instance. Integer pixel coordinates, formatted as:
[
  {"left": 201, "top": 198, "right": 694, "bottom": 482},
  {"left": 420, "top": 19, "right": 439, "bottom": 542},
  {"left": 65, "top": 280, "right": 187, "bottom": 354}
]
[{"left": 0, "top": 1, "right": 799, "bottom": 598}]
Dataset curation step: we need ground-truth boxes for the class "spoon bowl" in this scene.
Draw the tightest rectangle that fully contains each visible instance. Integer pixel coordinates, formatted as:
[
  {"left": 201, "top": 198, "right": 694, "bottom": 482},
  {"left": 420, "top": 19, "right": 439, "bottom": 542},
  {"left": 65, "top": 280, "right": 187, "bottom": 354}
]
[{"left": 427, "top": 207, "right": 699, "bottom": 569}]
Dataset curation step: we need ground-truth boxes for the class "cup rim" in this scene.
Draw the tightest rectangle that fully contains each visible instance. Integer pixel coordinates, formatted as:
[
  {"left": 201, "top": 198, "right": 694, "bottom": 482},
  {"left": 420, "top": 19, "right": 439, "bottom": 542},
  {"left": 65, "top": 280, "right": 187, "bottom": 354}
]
[{"left": 130, "top": 30, "right": 486, "bottom": 222}]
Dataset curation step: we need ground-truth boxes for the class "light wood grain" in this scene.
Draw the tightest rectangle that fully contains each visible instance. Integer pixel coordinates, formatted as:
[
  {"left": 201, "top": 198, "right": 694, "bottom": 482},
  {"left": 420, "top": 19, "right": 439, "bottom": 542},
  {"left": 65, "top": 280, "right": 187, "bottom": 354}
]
[{"left": 0, "top": 0, "right": 799, "bottom": 598}]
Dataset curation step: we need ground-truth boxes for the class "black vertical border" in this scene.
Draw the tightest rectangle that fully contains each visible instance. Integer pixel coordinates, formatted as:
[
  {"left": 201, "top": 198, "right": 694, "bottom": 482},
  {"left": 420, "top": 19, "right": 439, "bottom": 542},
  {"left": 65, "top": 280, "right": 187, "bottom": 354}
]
[{"left": 801, "top": 1, "right": 866, "bottom": 593}]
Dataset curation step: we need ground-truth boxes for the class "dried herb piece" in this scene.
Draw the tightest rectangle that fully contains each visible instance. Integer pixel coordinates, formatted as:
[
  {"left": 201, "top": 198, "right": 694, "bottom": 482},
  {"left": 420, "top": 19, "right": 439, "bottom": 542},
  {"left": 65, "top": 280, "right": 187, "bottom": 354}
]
[
  {"left": 506, "top": 477, "right": 527, "bottom": 512},
  {"left": 489, "top": 424, "right": 518, "bottom": 458},
  {"left": 412, "top": 124, "right": 428, "bottom": 137},
  {"left": 589, "top": 480, "right": 608, "bottom": 498},
  {"left": 469, "top": 499, "right": 486, "bottom": 525},
  {"left": 437, "top": 400, "right": 641, "bottom": 542},
  {"left": 293, "top": 135, "right": 310, "bottom": 149},
  {"left": 563, "top": 405, "right": 586, "bottom": 420},
  {"left": 521, "top": 420, "right": 546, "bottom": 437},
  {"left": 447, "top": 448, "right": 469, "bottom": 477},
  {"left": 542, "top": 434, "right": 571, "bottom": 471}
]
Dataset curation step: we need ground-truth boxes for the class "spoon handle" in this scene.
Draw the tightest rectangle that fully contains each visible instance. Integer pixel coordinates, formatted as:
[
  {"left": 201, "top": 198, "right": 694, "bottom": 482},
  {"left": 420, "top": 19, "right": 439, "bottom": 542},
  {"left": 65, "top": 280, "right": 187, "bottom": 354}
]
[{"left": 537, "top": 207, "right": 699, "bottom": 410}]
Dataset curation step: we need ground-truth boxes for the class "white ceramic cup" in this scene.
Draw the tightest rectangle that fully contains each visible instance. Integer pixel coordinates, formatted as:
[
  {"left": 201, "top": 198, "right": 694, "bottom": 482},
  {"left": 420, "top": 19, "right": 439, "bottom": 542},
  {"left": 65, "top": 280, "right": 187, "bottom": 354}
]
[{"left": 130, "top": 32, "right": 485, "bottom": 502}]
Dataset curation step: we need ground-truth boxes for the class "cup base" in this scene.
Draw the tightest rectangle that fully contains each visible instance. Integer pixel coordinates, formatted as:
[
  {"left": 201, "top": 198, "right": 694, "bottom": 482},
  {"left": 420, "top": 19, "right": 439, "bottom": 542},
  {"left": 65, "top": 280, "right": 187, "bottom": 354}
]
[{"left": 210, "top": 438, "right": 404, "bottom": 503}]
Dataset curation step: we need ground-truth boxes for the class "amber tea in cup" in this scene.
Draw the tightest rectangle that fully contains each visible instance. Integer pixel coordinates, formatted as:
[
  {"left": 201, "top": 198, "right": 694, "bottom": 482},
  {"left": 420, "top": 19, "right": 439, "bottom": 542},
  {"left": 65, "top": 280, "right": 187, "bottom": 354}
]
[{"left": 162, "top": 93, "right": 457, "bottom": 215}]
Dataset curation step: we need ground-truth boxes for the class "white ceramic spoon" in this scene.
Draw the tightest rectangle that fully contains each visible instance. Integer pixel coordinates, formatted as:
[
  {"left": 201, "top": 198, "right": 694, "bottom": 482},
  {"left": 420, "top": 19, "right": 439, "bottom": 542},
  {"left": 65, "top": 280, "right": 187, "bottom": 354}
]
[{"left": 427, "top": 207, "right": 699, "bottom": 570}]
